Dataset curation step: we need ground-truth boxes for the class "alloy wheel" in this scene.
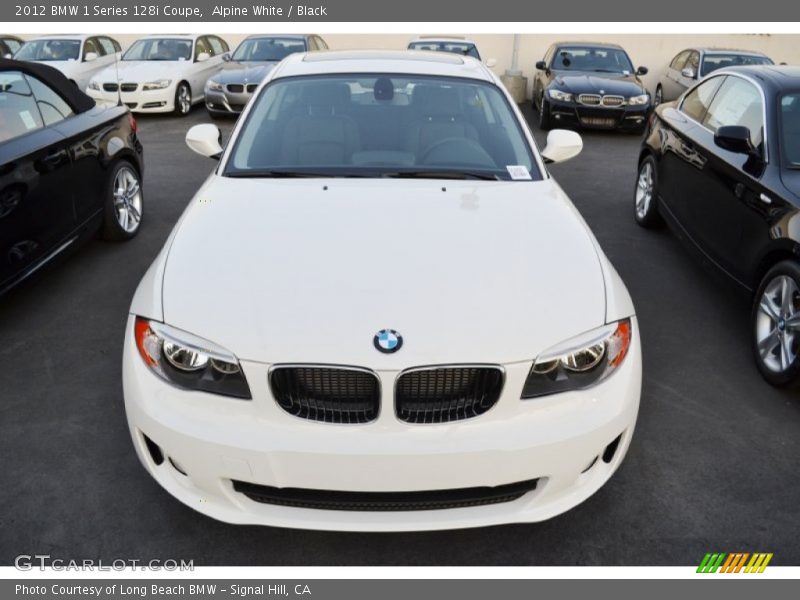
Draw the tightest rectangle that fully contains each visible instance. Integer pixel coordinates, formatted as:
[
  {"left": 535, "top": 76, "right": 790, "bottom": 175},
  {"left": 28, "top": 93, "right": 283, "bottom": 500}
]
[
  {"left": 635, "top": 161, "right": 654, "bottom": 219},
  {"left": 756, "top": 275, "right": 800, "bottom": 373},
  {"left": 113, "top": 166, "right": 142, "bottom": 233},
  {"left": 178, "top": 85, "right": 191, "bottom": 114}
]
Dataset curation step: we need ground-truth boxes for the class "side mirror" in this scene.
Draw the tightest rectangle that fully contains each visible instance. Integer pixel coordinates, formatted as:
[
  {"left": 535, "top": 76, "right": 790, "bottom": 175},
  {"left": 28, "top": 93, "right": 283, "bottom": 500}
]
[
  {"left": 541, "top": 129, "right": 583, "bottom": 164},
  {"left": 485, "top": 58, "right": 497, "bottom": 68},
  {"left": 222, "top": 52, "right": 232, "bottom": 62},
  {"left": 196, "top": 52, "right": 211, "bottom": 63},
  {"left": 681, "top": 67, "right": 696, "bottom": 79},
  {"left": 186, "top": 124, "right": 223, "bottom": 159},
  {"left": 714, "top": 125, "right": 757, "bottom": 156},
  {"left": 535, "top": 60, "right": 547, "bottom": 71},
  {"left": 83, "top": 52, "right": 98, "bottom": 62},
  {"left": 636, "top": 66, "right": 648, "bottom": 76}
]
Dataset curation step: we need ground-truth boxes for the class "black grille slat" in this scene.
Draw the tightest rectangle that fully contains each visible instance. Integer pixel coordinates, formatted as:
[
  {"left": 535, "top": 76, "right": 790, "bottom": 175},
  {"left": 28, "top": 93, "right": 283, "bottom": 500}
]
[
  {"left": 396, "top": 366, "right": 503, "bottom": 424},
  {"left": 227, "top": 83, "right": 244, "bottom": 93},
  {"left": 246, "top": 83, "right": 258, "bottom": 93},
  {"left": 232, "top": 478, "right": 538, "bottom": 511},
  {"left": 270, "top": 366, "right": 380, "bottom": 424}
]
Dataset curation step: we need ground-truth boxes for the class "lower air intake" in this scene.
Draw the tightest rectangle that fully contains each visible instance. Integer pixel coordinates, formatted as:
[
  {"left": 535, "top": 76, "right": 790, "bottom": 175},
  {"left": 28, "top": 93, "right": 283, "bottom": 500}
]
[{"left": 232, "top": 478, "right": 538, "bottom": 511}]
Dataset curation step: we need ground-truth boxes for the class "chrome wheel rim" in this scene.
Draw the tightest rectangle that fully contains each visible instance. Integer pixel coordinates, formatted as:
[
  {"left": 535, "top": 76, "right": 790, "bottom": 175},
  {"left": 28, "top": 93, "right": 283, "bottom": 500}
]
[
  {"left": 635, "top": 161, "right": 654, "bottom": 219},
  {"left": 113, "top": 166, "right": 142, "bottom": 233},
  {"left": 756, "top": 275, "right": 800, "bottom": 373},
  {"left": 178, "top": 85, "right": 191, "bottom": 114},
  {"left": 539, "top": 93, "right": 545, "bottom": 120}
]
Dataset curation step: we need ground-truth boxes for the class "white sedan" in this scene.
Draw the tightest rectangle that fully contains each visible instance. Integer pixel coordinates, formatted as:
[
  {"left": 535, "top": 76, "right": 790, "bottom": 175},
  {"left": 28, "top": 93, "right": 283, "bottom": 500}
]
[
  {"left": 123, "top": 50, "right": 641, "bottom": 531},
  {"left": 87, "top": 34, "right": 228, "bottom": 115},
  {"left": 13, "top": 34, "right": 121, "bottom": 90}
]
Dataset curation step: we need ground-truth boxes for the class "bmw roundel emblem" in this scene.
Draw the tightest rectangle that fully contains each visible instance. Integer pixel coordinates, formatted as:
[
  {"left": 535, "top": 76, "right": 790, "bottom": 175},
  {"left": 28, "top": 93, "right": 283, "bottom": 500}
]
[{"left": 374, "top": 329, "right": 403, "bottom": 354}]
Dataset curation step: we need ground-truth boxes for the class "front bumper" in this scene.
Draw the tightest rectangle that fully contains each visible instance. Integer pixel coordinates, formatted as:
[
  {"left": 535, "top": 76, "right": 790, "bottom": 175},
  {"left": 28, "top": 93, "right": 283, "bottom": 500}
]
[
  {"left": 87, "top": 85, "right": 177, "bottom": 114},
  {"left": 122, "top": 315, "right": 642, "bottom": 531},
  {"left": 546, "top": 98, "right": 650, "bottom": 131},
  {"left": 204, "top": 87, "right": 254, "bottom": 114}
]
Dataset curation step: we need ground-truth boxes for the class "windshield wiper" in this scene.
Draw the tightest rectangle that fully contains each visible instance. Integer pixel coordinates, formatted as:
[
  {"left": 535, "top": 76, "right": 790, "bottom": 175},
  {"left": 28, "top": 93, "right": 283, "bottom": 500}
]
[
  {"left": 226, "top": 169, "right": 370, "bottom": 178},
  {"left": 592, "top": 69, "right": 623, "bottom": 73},
  {"left": 381, "top": 170, "right": 502, "bottom": 181}
]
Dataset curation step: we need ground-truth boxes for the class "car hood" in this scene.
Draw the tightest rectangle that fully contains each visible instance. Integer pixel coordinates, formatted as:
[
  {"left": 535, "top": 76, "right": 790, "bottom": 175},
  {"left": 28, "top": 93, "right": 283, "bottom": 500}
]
[
  {"left": 160, "top": 177, "right": 607, "bottom": 367},
  {"left": 213, "top": 61, "right": 276, "bottom": 84},
  {"left": 94, "top": 60, "right": 184, "bottom": 82},
  {"left": 551, "top": 71, "right": 645, "bottom": 96}
]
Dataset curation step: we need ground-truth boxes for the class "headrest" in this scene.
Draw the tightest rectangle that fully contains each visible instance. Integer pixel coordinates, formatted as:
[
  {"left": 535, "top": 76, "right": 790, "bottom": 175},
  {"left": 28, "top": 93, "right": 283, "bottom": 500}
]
[{"left": 374, "top": 77, "right": 394, "bottom": 101}]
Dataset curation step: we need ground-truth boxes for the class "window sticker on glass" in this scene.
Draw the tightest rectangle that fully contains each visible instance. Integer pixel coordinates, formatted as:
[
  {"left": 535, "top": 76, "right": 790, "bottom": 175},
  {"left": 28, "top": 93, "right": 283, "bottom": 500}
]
[
  {"left": 19, "top": 110, "right": 37, "bottom": 130},
  {"left": 506, "top": 165, "right": 532, "bottom": 180}
]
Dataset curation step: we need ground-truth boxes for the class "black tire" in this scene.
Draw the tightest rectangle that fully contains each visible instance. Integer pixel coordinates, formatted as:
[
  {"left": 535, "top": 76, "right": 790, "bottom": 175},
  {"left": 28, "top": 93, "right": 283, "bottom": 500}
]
[
  {"left": 752, "top": 260, "right": 800, "bottom": 387},
  {"left": 633, "top": 155, "right": 662, "bottom": 228},
  {"left": 174, "top": 82, "right": 191, "bottom": 116},
  {"left": 538, "top": 92, "right": 551, "bottom": 131},
  {"left": 654, "top": 85, "right": 663, "bottom": 107},
  {"left": 101, "top": 161, "right": 143, "bottom": 242}
]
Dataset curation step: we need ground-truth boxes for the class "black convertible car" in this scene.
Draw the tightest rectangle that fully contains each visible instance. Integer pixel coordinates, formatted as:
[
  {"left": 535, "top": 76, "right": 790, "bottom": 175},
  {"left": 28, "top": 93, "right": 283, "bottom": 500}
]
[
  {"left": 0, "top": 58, "right": 144, "bottom": 297},
  {"left": 634, "top": 65, "right": 800, "bottom": 386},
  {"left": 532, "top": 42, "right": 651, "bottom": 132}
]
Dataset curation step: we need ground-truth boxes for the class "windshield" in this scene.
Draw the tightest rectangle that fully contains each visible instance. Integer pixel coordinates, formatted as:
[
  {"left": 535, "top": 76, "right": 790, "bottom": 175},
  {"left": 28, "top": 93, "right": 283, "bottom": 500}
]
[
  {"left": 15, "top": 39, "right": 80, "bottom": 62},
  {"left": 225, "top": 74, "right": 538, "bottom": 180},
  {"left": 701, "top": 53, "right": 774, "bottom": 77},
  {"left": 551, "top": 46, "right": 634, "bottom": 74},
  {"left": 408, "top": 42, "right": 480, "bottom": 60},
  {"left": 232, "top": 37, "right": 306, "bottom": 62},
  {"left": 782, "top": 93, "right": 800, "bottom": 166},
  {"left": 123, "top": 38, "right": 193, "bottom": 61}
]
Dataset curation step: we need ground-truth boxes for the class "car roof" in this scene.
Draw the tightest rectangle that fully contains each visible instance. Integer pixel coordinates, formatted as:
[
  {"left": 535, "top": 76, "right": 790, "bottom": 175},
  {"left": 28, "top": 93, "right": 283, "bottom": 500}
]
[
  {"left": 408, "top": 37, "right": 477, "bottom": 45},
  {"left": 244, "top": 34, "right": 310, "bottom": 40},
  {"left": 25, "top": 34, "right": 94, "bottom": 41},
  {"left": 273, "top": 50, "right": 493, "bottom": 81},
  {"left": 551, "top": 41, "right": 625, "bottom": 50},
  {"left": 135, "top": 34, "right": 204, "bottom": 41},
  {"left": 696, "top": 47, "right": 769, "bottom": 56},
  {"left": 718, "top": 64, "right": 800, "bottom": 88}
]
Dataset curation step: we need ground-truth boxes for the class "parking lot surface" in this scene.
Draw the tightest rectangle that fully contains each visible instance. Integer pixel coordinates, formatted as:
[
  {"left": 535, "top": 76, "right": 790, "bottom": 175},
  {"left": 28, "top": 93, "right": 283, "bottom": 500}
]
[{"left": 1, "top": 105, "right": 799, "bottom": 566}]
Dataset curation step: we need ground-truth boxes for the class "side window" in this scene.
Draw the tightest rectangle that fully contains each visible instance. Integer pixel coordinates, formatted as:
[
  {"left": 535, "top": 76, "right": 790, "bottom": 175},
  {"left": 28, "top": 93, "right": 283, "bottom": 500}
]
[
  {"left": 681, "top": 76, "right": 725, "bottom": 122},
  {"left": 307, "top": 37, "right": 317, "bottom": 51},
  {"left": 83, "top": 38, "right": 100, "bottom": 58},
  {"left": 702, "top": 77, "right": 764, "bottom": 149},
  {"left": 6, "top": 39, "right": 22, "bottom": 54},
  {"left": 684, "top": 51, "right": 700, "bottom": 75},
  {"left": 316, "top": 37, "right": 328, "bottom": 50},
  {"left": 0, "top": 71, "right": 44, "bottom": 142},
  {"left": 208, "top": 36, "right": 225, "bottom": 56},
  {"left": 26, "top": 74, "right": 74, "bottom": 126},
  {"left": 544, "top": 46, "right": 555, "bottom": 67},
  {"left": 670, "top": 50, "right": 690, "bottom": 70},
  {"left": 195, "top": 37, "right": 211, "bottom": 59},
  {"left": 98, "top": 37, "right": 117, "bottom": 56}
]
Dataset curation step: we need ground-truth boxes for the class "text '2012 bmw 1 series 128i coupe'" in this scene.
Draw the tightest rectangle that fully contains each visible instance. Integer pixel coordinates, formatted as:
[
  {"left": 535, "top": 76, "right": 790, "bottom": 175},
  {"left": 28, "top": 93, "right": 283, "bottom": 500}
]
[{"left": 123, "top": 50, "right": 642, "bottom": 531}]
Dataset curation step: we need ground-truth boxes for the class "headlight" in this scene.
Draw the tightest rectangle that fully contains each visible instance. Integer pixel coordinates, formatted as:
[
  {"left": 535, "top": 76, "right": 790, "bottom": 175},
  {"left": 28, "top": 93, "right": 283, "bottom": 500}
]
[
  {"left": 142, "top": 79, "right": 171, "bottom": 91},
  {"left": 206, "top": 80, "right": 224, "bottom": 92},
  {"left": 134, "top": 317, "right": 251, "bottom": 399},
  {"left": 548, "top": 89, "right": 573, "bottom": 102},
  {"left": 521, "top": 319, "right": 632, "bottom": 399},
  {"left": 628, "top": 94, "right": 649, "bottom": 106}
]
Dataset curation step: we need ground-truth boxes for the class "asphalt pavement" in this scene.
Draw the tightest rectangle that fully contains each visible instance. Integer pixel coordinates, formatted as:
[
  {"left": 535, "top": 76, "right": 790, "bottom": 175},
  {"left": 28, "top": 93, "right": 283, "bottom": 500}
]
[{"left": 1, "top": 104, "right": 798, "bottom": 566}]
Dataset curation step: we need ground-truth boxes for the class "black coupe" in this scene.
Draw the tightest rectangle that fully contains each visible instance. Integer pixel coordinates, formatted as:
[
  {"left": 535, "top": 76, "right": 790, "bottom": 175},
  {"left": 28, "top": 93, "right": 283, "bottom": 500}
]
[
  {"left": 634, "top": 65, "right": 800, "bottom": 386},
  {"left": 0, "top": 58, "right": 144, "bottom": 297},
  {"left": 532, "top": 42, "right": 651, "bottom": 132}
]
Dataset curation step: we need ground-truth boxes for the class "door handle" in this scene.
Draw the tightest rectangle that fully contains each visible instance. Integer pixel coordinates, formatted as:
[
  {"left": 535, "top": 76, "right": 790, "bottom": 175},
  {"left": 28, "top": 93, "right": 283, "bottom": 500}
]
[{"left": 759, "top": 193, "right": 773, "bottom": 205}]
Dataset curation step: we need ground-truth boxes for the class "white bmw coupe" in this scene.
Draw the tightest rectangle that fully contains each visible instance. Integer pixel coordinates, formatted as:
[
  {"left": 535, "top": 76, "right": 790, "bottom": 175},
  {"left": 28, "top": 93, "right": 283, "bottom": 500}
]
[{"left": 123, "top": 50, "right": 642, "bottom": 531}]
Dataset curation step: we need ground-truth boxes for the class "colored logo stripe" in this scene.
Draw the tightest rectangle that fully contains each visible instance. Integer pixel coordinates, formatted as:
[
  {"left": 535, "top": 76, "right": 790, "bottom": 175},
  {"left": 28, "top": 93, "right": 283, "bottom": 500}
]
[{"left": 697, "top": 553, "right": 773, "bottom": 573}]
